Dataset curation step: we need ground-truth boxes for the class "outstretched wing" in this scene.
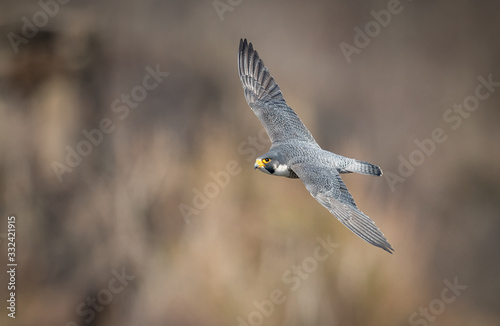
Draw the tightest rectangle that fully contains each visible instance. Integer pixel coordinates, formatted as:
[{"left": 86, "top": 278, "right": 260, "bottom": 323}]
[
  {"left": 291, "top": 161, "right": 394, "bottom": 253},
  {"left": 238, "top": 39, "right": 317, "bottom": 145}
]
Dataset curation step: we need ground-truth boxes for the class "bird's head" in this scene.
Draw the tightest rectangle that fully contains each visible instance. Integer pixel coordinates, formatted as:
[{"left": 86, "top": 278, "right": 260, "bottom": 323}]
[{"left": 254, "top": 152, "right": 291, "bottom": 177}]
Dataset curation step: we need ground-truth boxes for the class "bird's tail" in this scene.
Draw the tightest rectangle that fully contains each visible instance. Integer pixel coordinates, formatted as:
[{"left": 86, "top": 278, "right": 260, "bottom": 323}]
[{"left": 347, "top": 160, "right": 383, "bottom": 176}]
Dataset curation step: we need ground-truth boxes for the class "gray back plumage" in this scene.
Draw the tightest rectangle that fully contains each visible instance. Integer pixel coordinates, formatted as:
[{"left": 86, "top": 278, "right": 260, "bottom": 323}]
[{"left": 238, "top": 39, "right": 317, "bottom": 145}]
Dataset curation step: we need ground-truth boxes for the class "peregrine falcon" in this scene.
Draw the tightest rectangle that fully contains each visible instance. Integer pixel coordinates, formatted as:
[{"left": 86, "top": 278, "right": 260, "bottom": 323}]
[{"left": 238, "top": 39, "right": 394, "bottom": 253}]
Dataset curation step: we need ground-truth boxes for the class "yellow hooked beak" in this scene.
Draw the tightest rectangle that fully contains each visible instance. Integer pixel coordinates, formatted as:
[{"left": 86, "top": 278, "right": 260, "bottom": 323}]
[{"left": 254, "top": 159, "right": 265, "bottom": 169}]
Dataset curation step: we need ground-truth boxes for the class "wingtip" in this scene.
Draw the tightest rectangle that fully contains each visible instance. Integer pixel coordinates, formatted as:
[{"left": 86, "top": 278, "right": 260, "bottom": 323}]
[
  {"left": 238, "top": 39, "right": 258, "bottom": 55},
  {"left": 237, "top": 38, "right": 288, "bottom": 110},
  {"left": 379, "top": 242, "right": 395, "bottom": 254},
  {"left": 383, "top": 246, "right": 395, "bottom": 254},
  {"left": 239, "top": 38, "right": 250, "bottom": 53}
]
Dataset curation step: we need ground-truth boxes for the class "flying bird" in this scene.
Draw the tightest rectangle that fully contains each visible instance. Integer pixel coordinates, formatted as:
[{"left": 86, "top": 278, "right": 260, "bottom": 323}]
[{"left": 238, "top": 39, "right": 394, "bottom": 253}]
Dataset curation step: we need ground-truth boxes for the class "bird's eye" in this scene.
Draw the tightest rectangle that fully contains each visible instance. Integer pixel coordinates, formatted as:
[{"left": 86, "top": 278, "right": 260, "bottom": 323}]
[{"left": 262, "top": 158, "right": 271, "bottom": 163}]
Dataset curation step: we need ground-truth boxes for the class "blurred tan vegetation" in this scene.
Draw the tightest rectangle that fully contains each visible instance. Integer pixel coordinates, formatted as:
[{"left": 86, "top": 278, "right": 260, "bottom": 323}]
[{"left": 1, "top": 0, "right": 500, "bottom": 325}]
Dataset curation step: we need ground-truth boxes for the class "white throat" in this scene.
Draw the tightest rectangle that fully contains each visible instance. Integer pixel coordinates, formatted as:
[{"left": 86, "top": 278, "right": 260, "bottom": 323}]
[{"left": 273, "top": 164, "right": 290, "bottom": 176}]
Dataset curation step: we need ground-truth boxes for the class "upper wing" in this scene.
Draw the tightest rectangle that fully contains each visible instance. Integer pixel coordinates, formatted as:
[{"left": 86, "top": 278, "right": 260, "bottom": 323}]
[
  {"left": 238, "top": 39, "right": 317, "bottom": 145},
  {"left": 291, "top": 161, "right": 394, "bottom": 253}
]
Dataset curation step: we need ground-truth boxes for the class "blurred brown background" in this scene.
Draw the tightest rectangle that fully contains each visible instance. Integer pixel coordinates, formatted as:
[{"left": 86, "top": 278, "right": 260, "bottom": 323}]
[{"left": 1, "top": 0, "right": 499, "bottom": 325}]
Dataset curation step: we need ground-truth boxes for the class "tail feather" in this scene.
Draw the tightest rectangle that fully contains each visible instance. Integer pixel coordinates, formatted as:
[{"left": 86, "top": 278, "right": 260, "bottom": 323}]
[{"left": 347, "top": 160, "right": 383, "bottom": 176}]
